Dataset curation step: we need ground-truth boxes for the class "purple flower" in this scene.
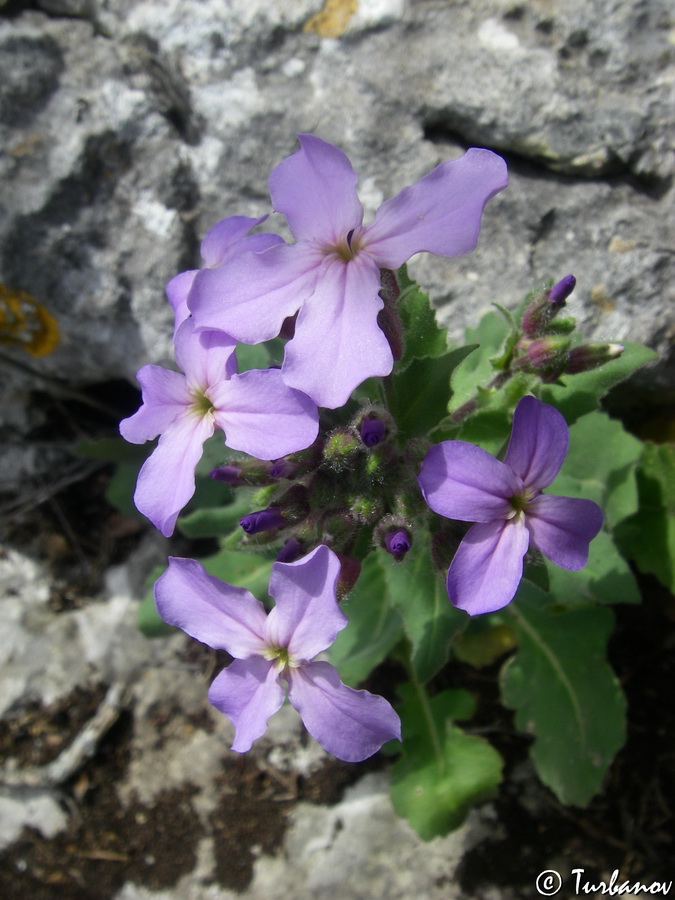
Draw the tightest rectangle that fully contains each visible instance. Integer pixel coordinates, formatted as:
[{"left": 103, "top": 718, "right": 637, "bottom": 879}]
[
  {"left": 417, "top": 396, "right": 603, "bottom": 615},
  {"left": 188, "top": 134, "right": 508, "bottom": 408},
  {"left": 154, "top": 545, "right": 401, "bottom": 761},
  {"left": 120, "top": 320, "right": 318, "bottom": 537},
  {"left": 166, "top": 215, "right": 283, "bottom": 333}
]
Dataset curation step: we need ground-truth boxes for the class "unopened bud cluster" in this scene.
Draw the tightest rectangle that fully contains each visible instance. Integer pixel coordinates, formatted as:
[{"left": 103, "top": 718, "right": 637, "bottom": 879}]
[
  {"left": 212, "top": 406, "right": 423, "bottom": 574},
  {"left": 514, "top": 275, "right": 623, "bottom": 380}
]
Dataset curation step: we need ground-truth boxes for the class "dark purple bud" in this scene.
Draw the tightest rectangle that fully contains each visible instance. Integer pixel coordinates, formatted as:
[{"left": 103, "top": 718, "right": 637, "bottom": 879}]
[
  {"left": 269, "top": 458, "right": 297, "bottom": 479},
  {"left": 565, "top": 342, "right": 624, "bottom": 374},
  {"left": 385, "top": 529, "right": 412, "bottom": 559},
  {"left": 547, "top": 274, "right": 576, "bottom": 307},
  {"left": 276, "top": 536, "right": 304, "bottom": 563},
  {"left": 360, "top": 416, "right": 386, "bottom": 447},
  {"left": 240, "top": 507, "right": 285, "bottom": 534},
  {"left": 210, "top": 465, "right": 242, "bottom": 485}
]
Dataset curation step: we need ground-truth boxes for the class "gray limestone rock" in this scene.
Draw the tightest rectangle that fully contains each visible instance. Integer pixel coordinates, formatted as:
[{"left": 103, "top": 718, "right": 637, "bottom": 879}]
[{"left": 0, "top": 0, "right": 671, "bottom": 392}]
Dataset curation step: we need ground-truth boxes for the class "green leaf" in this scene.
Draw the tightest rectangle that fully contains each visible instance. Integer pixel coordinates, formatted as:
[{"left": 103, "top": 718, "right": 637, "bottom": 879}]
[
  {"left": 177, "top": 495, "right": 253, "bottom": 539},
  {"left": 381, "top": 531, "right": 466, "bottom": 682},
  {"left": 545, "top": 528, "right": 640, "bottom": 605},
  {"left": 105, "top": 464, "right": 145, "bottom": 520},
  {"left": 615, "top": 443, "right": 675, "bottom": 592},
  {"left": 78, "top": 436, "right": 151, "bottom": 465},
  {"left": 447, "top": 310, "right": 510, "bottom": 413},
  {"left": 540, "top": 342, "right": 658, "bottom": 422},
  {"left": 200, "top": 547, "right": 275, "bottom": 600},
  {"left": 391, "top": 683, "right": 503, "bottom": 839},
  {"left": 396, "top": 266, "right": 448, "bottom": 368},
  {"left": 501, "top": 584, "right": 626, "bottom": 806},
  {"left": 551, "top": 410, "right": 643, "bottom": 529},
  {"left": 388, "top": 346, "right": 477, "bottom": 439},
  {"left": 329, "top": 552, "right": 404, "bottom": 686}
]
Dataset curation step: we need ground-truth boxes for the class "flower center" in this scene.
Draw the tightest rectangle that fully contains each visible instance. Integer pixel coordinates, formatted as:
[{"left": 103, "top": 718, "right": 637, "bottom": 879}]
[
  {"left": 190, "top": 388, "right": 214, "bottom": 417},
  {"left": 263, "top": 646, "right": 299, "bottom": 673},
  {"left": 333, "top": 228, "right": 363, "bottom": 262}
]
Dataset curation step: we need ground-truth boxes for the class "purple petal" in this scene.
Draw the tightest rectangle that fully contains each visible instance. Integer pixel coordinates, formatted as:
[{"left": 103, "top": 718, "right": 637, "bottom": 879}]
[
  {"left": 264, "top": 546, "right": 346, "bottom": 660},
  {"left": 119, "top": 365, "right": 191, "bottom": 444},
  {"left": 166, "top": 269, "right": 198, "bottom": 332},
  {"left": 189, "top": 241, "right": 319, "bottom": 343},
  {"left": 200, "top": 214, "right": 270, "bottom": 268},
  {"left": 269, "top": 134, "right": 364, "bottom": 245},
  {"left": 210, "top": 368, "right": 318, "bottom": 459},
  {"left": 526, "top": 494, "right": 603, "bottom": 569},
  {"left": 208, "top": 657, "right": 285, "bottom": 752},
  {"left": 503, "top": 396, "right": 569, "bottom": 490},
  {"left": 155, "top": 557, "right": 269, "bottom": 655},
  {"left": 418, "top": 441, "right": 521, "bottom": 523},
  {"left": 287, "top": 661, "right": 401, "bottom": 762},
  {"left": 133, "top": 412, "right": 215, "bottom": 536},
  {"left": 447, "top": 518, "right": 530, "bottom": 615},
  {"left": 281, "top": 254, "right": 393, "bottom": 408},
  {"left": 173, "top": 319, "right": 237, "bottom": 390},
  {"left": 363, "top": 148, "right": 508, "bottom": 269}
]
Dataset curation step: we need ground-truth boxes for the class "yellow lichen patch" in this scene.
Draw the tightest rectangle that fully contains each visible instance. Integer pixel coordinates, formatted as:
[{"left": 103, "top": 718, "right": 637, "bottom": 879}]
[
  {"left": 590, "top": 283, "right": 615, "bottom": 313},
  {"left": 303, "top": 0, "right": 358, "bottom": 38},
  {"left": 609, "top": 236, "right": 637, "bottom": 253},
  {"left": 0, "top": 284, "right": 60, "bottom": 357}
]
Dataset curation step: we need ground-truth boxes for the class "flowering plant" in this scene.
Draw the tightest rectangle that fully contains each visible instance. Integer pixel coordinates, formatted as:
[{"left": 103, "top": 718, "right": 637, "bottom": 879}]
[{"left": 118, "top": 135, "right": 668, "bottom": 839}]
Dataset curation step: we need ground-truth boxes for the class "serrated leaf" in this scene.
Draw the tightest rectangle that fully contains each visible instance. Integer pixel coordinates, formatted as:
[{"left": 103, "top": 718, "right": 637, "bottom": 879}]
[
  {"left": 329, "top": 552, "right": 404, "bottom": 686},
  {"left": 381, "top": 531, "right": 466, "bottom": 682},
  {"left": 391, "top": 684, "right": 502, "bottom": 839},
  {"left": 501, "top": 584, "right": 626, "bottom": 806},
  {"left": 614, "top": 443, "right": 675, "bottom": 592},
  {"left": 540, "top": 342, "right": 658, "bottom": 422}
]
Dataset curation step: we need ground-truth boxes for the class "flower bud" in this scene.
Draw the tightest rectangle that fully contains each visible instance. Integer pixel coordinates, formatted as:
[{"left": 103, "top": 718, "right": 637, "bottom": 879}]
[
  {"left": 360, "top": 416, "right": 387, "bottom": 447},
  {"left": 276, "top": 536, "right": 305, "bottom": 563},
  {"left": 565, "top": 342, "right": 624, "bottom": 374},
  {"left": 240, "top": 507, "right": 285, "bottom": 534},
  {"left": 547, "top": 274, "right": 576, "bottom": 307},
  {"left": 521, "top": 275, "right": 576, "bottom": 337},
  {"left": 384, "top": 529, "right": 412, "bottom": 560},
  {"left": 269, "top": 458, "right": 297, "bottom": 479},
  {"left": 350, "top": 493, "right": 385, "bottom": 524},
  {"left": 323, "top": 427, "right": 361, "bottom": 468},
  {"left": 210, "top": 464, "right": 243, "bottom": 485},
  {"left": 514, "top": 335, "right": 571, "bottom": 373}
]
